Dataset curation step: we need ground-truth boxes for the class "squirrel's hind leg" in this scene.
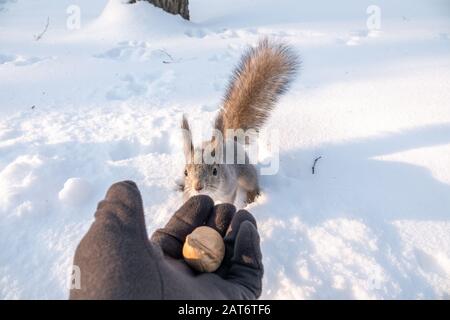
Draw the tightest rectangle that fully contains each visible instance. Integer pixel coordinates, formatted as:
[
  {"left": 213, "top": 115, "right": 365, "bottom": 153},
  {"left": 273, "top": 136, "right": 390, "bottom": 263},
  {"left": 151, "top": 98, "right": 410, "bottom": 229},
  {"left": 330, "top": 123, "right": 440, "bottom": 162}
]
[{"left": 237, "top": 164, "right": 260, "bottom": 204}]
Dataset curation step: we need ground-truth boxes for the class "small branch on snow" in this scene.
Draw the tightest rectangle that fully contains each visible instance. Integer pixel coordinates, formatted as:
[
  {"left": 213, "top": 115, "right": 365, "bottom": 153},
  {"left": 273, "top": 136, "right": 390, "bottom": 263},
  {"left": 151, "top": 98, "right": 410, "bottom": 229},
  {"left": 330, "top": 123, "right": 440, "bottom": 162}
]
[
  {"left": 312, "top": 156, "right": 322, "bottom": 174},
  {"left": 34, "top": 17, "right": 50, "bottom": 41},
  {"left": 158, "top": 49, "right": 180, "bottom": 64}
]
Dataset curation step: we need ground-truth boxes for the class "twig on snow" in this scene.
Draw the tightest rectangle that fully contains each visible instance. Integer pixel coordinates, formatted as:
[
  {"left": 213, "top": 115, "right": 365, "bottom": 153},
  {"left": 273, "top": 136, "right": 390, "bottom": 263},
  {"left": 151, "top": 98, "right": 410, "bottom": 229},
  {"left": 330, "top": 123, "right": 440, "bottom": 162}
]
[
  {"left": 158, "top": 49, "right": 180, "bottom": 64},
  {"left": 34, "top": 17, "right": 50, "bottom": 41},
  {"left": 312, "top": 156, "right": 322, "bottom": 174}
]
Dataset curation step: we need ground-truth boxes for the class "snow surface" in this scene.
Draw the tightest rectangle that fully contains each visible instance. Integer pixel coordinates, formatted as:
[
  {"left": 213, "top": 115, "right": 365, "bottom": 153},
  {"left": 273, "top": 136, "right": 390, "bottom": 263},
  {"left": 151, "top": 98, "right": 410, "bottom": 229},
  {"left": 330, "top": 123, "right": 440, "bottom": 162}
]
[{"left": 1, "top": 0, "right": 450, "bottom": 299}]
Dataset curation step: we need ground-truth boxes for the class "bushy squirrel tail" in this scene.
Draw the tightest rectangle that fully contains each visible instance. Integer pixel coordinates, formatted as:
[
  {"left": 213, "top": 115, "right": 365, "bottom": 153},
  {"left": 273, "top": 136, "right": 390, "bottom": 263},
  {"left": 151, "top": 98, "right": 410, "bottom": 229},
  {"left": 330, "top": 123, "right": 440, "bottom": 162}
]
[{"left": 215, "top": 38, "right": 299, "bottom": 136}]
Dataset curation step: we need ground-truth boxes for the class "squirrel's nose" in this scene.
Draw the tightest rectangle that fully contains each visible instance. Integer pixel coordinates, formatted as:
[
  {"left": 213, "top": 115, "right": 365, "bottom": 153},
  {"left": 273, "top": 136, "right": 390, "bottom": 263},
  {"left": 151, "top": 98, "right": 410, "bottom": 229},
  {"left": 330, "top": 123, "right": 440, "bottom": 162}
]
[{"left": 195, "top": 182, "right": 203, "bottom": 191}]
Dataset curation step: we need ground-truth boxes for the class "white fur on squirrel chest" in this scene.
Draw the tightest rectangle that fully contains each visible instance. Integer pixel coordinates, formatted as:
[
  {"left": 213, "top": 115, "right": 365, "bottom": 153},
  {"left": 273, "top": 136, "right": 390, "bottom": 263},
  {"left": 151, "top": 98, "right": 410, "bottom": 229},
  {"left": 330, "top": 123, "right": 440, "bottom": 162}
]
[{"left": 182, "top": 226, "right": 225, "bottom": 273}]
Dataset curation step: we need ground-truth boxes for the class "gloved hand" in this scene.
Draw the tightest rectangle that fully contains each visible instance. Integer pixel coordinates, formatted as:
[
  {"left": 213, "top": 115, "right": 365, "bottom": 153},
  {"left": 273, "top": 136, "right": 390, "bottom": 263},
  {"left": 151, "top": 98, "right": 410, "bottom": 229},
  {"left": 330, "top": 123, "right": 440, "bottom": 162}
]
[{"left": 69, "top": 180, "right": 263, "bottom": 300}]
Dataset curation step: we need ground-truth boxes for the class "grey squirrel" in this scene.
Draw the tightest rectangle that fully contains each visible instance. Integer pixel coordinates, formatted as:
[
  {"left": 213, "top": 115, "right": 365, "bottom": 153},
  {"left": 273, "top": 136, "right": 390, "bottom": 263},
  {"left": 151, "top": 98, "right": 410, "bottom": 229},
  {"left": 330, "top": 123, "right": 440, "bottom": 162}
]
[{"left": 180, "top": 38, "right": 299, "bottom": 206}]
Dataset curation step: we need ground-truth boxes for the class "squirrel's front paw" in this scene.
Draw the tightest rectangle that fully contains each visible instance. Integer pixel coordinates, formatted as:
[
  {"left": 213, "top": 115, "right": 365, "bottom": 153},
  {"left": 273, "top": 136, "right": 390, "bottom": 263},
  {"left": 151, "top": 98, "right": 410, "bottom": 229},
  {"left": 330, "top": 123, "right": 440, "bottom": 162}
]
[{"left": 246, "top": 189, "right": 260, "bottom": 204}]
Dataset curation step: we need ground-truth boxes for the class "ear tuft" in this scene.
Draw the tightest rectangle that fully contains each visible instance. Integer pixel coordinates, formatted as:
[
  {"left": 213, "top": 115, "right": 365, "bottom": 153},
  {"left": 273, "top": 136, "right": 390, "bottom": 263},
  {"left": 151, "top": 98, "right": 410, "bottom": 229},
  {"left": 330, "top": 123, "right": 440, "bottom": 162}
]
[{"left": 181, "top": 114, "right": 194, "bottom": 161}]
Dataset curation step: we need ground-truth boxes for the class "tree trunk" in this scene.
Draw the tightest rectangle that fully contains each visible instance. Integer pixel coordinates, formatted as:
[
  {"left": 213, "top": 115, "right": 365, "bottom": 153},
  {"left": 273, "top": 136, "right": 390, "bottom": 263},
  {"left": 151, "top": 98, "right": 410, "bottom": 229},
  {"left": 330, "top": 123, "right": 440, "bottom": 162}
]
[{"left": 129, "top": 0, "right": 190, "bottom": 20}]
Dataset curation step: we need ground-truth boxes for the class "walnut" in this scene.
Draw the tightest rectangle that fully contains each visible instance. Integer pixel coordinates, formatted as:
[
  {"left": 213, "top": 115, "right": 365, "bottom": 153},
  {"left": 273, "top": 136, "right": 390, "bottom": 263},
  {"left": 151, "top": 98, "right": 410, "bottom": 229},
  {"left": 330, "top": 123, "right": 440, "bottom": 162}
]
[{"left": 182, "top": 226, "right": 225, "bottom": 272}]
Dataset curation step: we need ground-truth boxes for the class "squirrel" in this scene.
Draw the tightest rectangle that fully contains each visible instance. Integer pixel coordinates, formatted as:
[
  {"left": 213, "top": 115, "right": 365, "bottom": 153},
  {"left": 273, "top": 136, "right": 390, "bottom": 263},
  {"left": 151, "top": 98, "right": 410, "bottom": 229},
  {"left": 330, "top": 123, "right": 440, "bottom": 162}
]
[{"left": 180, "top": 38, "right": 299, "bottom": 206}]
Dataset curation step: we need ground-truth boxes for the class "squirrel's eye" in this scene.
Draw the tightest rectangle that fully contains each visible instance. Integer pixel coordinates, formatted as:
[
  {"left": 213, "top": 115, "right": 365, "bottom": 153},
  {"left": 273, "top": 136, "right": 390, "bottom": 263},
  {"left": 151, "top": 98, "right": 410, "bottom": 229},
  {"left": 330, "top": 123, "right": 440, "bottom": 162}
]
[
  {"left": 212, "top": 168, "right": 218, "bottom": 176},
  {"left": 184, "top": 169, "right": 188, "bottom": 177}
]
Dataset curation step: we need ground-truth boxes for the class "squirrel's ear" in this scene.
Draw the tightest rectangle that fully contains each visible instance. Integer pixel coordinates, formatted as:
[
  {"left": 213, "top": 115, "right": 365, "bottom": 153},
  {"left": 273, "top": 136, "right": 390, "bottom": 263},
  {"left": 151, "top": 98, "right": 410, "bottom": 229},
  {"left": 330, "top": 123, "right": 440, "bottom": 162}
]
[{"left": 181, "top": 114, "right": 194, "bottom": 161}]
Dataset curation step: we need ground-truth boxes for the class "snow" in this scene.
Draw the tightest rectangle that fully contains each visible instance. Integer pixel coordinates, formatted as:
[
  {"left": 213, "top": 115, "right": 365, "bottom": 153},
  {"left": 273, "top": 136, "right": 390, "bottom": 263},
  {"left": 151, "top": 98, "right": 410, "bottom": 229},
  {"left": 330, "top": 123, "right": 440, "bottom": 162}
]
[
  {"left": 0, "top": 0, "right": 450, "bottom": 299},
  {"left": 58, "top": 178, "right": 93, "bottom": 207}
]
